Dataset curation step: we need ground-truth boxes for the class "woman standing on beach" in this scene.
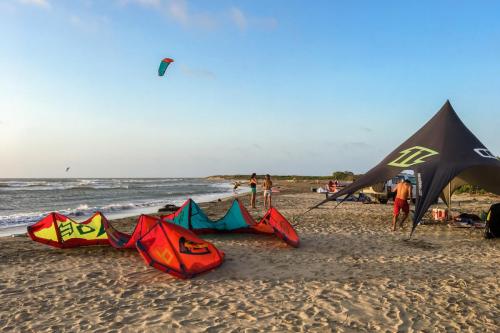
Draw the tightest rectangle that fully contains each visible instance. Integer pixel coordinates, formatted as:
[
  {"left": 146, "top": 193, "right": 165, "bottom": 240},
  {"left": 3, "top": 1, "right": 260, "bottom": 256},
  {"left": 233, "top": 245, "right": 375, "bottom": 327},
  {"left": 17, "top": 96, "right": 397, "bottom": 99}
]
[
  {"left": 263, "top": 174, "right": 273, "bottom": 210},
  {"left": 249, "top": 173, "right": 257, "bottom": 209}
]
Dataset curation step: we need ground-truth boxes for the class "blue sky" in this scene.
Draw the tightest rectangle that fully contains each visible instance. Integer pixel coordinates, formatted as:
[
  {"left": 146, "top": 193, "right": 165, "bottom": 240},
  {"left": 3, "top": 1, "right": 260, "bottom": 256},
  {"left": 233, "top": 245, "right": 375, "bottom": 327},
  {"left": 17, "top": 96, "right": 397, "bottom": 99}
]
[{"left": 1, "top": 0, "right": 499, "bottom": 177}]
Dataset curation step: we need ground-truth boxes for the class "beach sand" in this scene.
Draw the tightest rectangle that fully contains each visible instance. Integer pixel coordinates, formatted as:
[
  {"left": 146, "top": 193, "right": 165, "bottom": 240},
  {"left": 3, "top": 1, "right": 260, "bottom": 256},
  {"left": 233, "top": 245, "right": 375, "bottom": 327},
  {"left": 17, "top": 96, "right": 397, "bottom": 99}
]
[{"left": 0, "top": 182, "right": 499, "bottom": 332}]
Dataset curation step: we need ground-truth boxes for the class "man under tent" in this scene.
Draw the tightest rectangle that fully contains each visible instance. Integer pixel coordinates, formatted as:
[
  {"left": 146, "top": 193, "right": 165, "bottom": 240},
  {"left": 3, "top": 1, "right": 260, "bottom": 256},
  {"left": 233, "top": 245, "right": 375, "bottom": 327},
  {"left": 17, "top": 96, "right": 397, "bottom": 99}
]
[{"left": 392, "top": 179, "right": 412, "bottom": 231}]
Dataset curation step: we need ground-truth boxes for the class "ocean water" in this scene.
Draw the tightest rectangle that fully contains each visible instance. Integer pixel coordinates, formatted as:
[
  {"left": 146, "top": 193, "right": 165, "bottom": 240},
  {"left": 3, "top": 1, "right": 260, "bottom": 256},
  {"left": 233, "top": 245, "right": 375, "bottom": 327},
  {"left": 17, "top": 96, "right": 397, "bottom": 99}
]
[{"left": 0, "top": 178, "right": 242, "bottom": 233}]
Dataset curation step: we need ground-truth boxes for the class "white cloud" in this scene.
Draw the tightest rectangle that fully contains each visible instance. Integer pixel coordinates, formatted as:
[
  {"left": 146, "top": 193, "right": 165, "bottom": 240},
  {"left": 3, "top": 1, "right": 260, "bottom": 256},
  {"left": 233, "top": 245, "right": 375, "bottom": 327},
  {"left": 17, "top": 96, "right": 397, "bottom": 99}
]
[
  {"left": 229, "top": 6, "right": 277, "bottom": 31},
  {"left": 119, "top": 0, "right": 216, "bottom": 29},
  {"left": 165, "top": 0, "right": 217, "bottom": 29},
  {"left": 136, "top": 0, "right": 161, "bottom": 6},
  {"left": 229, "top": 7, "right": 247, "bottom": 30},
  {"left": 167, "top": 0, "right": 188, "bottom": 24},
  {"left": 69, "top": 14, "right": 109, "bottom": 33},
  {"left": 119, "top": 1, "right": 274, "bottom": 31},
  {"left": 18, "top": 0, "right": 50, "bottom": 8},
  {"left": 117, "top": 0, "right": 160, "bottom": 7}
]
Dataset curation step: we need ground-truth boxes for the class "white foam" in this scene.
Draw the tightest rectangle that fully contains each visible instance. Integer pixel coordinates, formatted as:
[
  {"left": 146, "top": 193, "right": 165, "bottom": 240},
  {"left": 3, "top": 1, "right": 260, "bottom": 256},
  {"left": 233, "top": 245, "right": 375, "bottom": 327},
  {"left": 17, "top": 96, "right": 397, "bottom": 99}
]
[{"left": 0, "top": 180, "right": 239, "bottom": 235}]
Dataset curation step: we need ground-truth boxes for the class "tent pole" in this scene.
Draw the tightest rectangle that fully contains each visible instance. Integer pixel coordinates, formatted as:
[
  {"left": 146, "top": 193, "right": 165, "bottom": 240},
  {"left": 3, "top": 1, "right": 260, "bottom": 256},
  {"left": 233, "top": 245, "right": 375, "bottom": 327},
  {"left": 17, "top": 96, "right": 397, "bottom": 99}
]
[
  {"left": 410, "top": 171, "right": 422, "bottom": 240},
  {"left": 448, "top": 182, "right": 452, "bottom": 221}
]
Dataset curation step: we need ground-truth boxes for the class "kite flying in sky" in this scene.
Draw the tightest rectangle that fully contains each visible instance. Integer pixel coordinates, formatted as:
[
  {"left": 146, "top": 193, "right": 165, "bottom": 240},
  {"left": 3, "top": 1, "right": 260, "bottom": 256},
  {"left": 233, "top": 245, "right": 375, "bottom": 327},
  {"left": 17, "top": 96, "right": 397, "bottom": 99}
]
[{"left": 158, "top": 58, "right": 174, "bottom": 76}]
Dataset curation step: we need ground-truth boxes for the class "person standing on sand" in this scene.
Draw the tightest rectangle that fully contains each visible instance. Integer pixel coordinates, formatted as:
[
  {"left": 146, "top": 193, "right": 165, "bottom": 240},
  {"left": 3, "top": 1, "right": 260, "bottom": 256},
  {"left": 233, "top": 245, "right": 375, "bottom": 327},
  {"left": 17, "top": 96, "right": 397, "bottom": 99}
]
[
  {"left": 392, "top": 179, "right": 412, "bottom": 231},
  {"left": 249, "top": 173, "right": 257, "bottom": 209},
  {"left": 263, "top": 174, "right": 273, "bottom": 210}
]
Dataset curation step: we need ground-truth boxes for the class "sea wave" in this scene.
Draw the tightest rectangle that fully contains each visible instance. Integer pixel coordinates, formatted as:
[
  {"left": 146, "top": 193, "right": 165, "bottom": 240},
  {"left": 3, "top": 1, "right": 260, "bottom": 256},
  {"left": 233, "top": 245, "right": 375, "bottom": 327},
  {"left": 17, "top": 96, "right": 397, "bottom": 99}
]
[
  {"left": 0, "top": 178, "right": 213, "bottom": 192},
  {"left": 0, "top": 199, "right": 168, "bottom": 228},
  {"left": 0, "top": 181, "right": 50, "bottom": 188},
  {"left": 0, "top": 179, "right": 133, "bottom": 191},
  {"left": 0, "top": 180, "right": 241, "bottom": 230},
  {"left": 0, "top": 178, "right": 240, "bottom": 232}
]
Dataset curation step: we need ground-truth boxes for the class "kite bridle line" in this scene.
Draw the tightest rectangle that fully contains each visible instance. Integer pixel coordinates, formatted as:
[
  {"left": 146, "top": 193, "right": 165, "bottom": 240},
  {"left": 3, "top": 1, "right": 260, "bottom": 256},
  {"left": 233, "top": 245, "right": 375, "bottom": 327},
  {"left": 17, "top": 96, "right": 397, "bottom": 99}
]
[
  {"left": 297, "top": 193, "right": 418, "bottom": 242},
  {"left": 291, "top": 193, "right": 351, "bottom": 227}
]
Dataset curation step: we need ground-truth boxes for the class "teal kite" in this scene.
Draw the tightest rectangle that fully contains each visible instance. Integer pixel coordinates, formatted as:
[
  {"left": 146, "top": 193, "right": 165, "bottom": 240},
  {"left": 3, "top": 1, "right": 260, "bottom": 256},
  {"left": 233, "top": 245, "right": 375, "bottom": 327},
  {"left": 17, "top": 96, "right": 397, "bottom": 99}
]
[{"left": 158, "top": 58, "right": 174, "bottom": 76}]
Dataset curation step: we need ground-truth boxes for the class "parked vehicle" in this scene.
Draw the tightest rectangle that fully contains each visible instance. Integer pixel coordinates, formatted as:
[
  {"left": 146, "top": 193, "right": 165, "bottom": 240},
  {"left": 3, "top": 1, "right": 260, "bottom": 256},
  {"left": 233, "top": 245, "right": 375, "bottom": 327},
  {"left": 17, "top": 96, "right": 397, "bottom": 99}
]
[{"left": 361, "top": 173, "right": 416, "bottom": 204}]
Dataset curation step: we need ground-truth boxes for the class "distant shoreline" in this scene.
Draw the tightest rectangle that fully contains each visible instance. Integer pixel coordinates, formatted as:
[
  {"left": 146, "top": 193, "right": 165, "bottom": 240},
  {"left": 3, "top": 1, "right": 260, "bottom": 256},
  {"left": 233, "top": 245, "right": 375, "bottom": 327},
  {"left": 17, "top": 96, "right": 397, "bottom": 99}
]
[{"left": 206, "top": 175, "right": 336, "bottom": 181}]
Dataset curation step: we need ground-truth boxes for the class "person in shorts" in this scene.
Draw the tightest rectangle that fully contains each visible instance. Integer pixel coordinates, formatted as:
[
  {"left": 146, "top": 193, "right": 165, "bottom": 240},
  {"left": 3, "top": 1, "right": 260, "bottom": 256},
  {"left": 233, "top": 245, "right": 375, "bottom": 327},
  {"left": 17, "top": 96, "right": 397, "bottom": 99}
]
[
  {"left": 392, "top": 179, "right": 412, "bottom": 231},
  {"left": 263, "top": 174, "right": 273, "bottom": 210}
]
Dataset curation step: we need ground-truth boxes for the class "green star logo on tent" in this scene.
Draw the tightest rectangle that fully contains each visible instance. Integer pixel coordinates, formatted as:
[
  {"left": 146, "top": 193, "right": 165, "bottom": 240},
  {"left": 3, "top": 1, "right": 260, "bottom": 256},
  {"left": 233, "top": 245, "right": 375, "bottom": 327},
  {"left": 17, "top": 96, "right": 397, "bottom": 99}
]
[{"left": 388, "top": 146, "right": 439, "bottom": 168}]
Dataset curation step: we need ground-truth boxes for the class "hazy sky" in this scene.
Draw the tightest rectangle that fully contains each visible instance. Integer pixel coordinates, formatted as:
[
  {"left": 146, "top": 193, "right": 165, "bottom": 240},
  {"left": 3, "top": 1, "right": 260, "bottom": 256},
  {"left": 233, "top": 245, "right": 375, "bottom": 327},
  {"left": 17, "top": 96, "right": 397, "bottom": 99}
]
[{"left": 1, "top": 0, "right": 499, "bottom": 177}]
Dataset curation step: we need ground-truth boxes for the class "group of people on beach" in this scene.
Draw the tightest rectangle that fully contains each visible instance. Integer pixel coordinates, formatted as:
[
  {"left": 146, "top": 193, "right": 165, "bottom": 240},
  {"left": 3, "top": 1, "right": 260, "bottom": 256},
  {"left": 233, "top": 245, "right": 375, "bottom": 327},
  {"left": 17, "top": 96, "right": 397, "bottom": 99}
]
[
  {"left": 249, "top": 173, "right": 273, "bottom": 210},
  {"left": 238, "top": 173, "right": 412, "bottom": 230}
]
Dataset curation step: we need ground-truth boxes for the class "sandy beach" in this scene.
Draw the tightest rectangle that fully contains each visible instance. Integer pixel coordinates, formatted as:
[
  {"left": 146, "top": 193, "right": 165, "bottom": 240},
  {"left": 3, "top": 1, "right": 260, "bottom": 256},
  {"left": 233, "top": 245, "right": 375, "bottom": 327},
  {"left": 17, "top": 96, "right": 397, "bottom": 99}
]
[{"left": 0, "top": 182, "right": 499, "bottom": 332}]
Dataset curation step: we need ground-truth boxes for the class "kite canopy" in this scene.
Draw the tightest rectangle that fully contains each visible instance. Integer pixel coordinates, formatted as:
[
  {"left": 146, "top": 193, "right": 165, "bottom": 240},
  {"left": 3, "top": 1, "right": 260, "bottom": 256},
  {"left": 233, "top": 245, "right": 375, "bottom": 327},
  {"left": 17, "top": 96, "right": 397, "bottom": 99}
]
[
  {"left": 103, "top": 214, "right": 159, "bottom": 249},
  {"left": 29, "top": 212, "right": 225, "bottom": 279},
  {"left": 162, "top": 199, "right": 254, "bottom": 233},
  {"left": 162, "top": 199, "right": 300, "bottom": 248},
  {"left": 158, "top": 58, "right": 174, "bottom": 76},
  {"left": 257, "top": 207, "right": 300, "bottom": 247},
  {"left": 311, "top": 100, "right": 500, "bottom": 234},
  {"left": 136, "top": 221, "right": 225, "bottom": 279},
  {"left": 28, "top": 200, "right": 299, "bottom": 278},
  {"left": 102, "top": 214, "right": 225, "bottom": 278},
  {"left": 27, "top": 212, "right": 108, "bottom": 248}
]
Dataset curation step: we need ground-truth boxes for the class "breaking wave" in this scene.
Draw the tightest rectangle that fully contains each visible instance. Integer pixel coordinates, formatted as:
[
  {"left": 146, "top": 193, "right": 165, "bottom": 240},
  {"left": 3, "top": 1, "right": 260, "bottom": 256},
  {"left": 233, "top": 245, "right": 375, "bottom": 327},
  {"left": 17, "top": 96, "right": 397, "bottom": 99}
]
[{"left": 0, "top": 178, "right": 246, "bottom": 231}]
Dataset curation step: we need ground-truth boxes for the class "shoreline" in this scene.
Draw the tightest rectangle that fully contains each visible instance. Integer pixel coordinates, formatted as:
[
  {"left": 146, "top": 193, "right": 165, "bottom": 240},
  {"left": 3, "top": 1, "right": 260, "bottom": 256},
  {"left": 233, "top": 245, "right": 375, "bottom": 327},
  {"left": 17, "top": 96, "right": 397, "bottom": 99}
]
[
  {"left": 0, "top": 178, "right": 240, "bottom": 234},
  {"left": 0, "top": 181, "right": 250, "bottom": 238}
]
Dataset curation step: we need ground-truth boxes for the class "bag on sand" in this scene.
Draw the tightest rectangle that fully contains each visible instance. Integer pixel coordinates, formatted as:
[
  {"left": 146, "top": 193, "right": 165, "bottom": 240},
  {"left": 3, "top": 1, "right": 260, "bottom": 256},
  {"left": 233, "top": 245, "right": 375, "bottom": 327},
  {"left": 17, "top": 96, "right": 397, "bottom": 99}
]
[{"left": 484, "top": 203, "right": 500, "bottom": 239}]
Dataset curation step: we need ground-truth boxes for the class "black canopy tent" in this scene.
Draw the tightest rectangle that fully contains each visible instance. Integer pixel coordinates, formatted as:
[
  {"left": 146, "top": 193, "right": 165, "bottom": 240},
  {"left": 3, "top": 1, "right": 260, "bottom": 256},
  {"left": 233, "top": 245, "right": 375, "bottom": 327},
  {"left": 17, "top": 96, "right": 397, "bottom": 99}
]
[{"left": 311, "top": 101, "right": 500, "bottom": 235}]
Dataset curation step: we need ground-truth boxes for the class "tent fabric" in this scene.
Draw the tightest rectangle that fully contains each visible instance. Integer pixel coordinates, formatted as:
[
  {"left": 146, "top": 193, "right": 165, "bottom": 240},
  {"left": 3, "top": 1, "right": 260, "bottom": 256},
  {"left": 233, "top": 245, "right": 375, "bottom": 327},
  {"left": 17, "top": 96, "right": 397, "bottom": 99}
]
[
  {"left": 136, "top": 220, "right": 225, "bottom": 279},
  {"left": 439, "top": 177, "right": 468, "bottom": 207},
  {"left": 311, "top": 101, "right": 500, "bottom": 234},
  {"left": 161, "top": 198, "right": 300, "bottom": 247},
  {"left": 485, "top": 203, "right": 500, "bottom": 239},
  {"left": 27, "top": 212, "right": 109, "bottom": 248}
]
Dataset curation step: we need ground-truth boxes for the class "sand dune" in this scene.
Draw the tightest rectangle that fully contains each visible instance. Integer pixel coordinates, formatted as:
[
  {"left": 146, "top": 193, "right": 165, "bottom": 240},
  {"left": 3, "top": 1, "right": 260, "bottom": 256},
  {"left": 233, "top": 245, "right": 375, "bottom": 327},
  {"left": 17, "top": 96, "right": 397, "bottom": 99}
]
[{"left": 0, "top": 186, "right": 499, "bottom": 332}]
